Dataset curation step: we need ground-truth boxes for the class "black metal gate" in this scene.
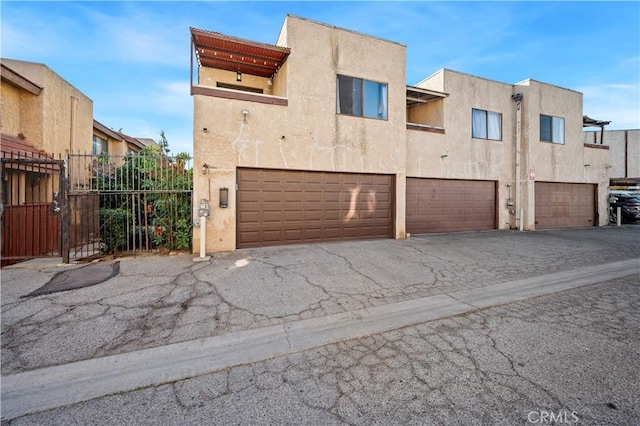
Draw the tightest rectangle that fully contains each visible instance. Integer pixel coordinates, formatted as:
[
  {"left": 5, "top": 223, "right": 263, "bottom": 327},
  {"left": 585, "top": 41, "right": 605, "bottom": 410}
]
[
  {"left": 1, "top": 151, "right": 67, "bottom": 266},
  {"left": 1, "top": 151, "right": 192, "bottom": 265},
  {"left": 67, "top": 152, "right": 193, "bottom": 260}
]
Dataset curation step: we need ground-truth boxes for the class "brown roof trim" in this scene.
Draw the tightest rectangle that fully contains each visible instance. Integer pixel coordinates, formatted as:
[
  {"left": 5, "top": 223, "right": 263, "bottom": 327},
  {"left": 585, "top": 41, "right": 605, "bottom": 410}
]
[
  {"left": 583, "top": 143, "right": 609, "bottom": 150},
  {"left": 191, "top": 27, "right": 290, "bottom": 78},
  {"left": 116, "top": 132, "right": 146, "bottom": 150},
  {"left": 1, "top": 63, "right": 43, "bottom": 96},
  {"left": 93, "top": 120, "right": 124, "bottom": 141},
  {"left": 583, "top": 115, "right": 611, "bottom": 127},
  {"left": 1, "top": 133, "right": 51, "bottom": 157}
]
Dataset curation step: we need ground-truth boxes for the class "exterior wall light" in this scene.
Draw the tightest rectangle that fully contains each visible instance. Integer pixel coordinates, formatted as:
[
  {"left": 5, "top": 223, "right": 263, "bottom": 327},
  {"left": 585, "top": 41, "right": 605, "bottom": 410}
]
[
  {"left": 236, "top": 71, "right": 242, "bottom": 82},
  {"left": 241, "top": 109, "right": 249, "bottom": 123}
]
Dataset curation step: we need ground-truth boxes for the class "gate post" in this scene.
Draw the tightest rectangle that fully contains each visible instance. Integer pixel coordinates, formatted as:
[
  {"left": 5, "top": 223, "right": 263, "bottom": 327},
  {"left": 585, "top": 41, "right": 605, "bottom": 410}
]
[{"left": 60, "top": 163, "right": 70, "bottom": 264}]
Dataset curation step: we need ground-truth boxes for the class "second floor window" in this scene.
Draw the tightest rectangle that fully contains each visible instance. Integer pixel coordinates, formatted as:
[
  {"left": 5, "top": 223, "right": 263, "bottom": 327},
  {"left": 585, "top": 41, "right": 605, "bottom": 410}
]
[
  {"left": 337, "top": 75, "right": 388, "bottom": 120},
  {"left": 540, "top": 115, "right": 565, "bottom": 144},
  {"left": 93, "top": 135, "right": 108, "bottom": 155},
  {"left": 472, "top": 108, "right": 502, "bottom": 141}
]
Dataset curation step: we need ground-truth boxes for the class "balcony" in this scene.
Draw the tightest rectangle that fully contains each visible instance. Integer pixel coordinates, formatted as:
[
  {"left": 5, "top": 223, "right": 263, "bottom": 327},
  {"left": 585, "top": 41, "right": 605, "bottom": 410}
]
[
  {"left": 190, "top": 27, "right": 290, "bottom": 106},
  {"left": 406, "top": 86, "right": 447, "bottom": 133}
]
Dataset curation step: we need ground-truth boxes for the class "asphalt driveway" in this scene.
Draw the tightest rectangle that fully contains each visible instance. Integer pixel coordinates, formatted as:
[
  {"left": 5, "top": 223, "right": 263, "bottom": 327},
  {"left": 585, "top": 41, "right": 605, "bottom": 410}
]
[{"left": 2, "top": 226, "right": 638, "bottom": 377}]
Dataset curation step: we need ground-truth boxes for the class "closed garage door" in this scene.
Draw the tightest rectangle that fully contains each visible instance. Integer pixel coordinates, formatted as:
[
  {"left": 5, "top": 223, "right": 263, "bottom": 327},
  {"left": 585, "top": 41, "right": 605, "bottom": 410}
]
[
  {"left": 237, "top": 168, "right": 393, "bottom": 248},
  {"left": 406, "top": 178, "right": 496, "bottom": 234},
  {"left": 535, "top": 182, "right": 596, "bottom": 229}
]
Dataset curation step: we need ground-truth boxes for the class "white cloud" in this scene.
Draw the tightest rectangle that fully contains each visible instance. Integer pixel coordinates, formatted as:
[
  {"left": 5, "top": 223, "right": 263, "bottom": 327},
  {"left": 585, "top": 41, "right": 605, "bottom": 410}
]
[
  {"left": 148, "top": 81, "right": 192, "bottom": 118},
  {"left": 578, "top": 83, "right": 640, "bottom": 129}
]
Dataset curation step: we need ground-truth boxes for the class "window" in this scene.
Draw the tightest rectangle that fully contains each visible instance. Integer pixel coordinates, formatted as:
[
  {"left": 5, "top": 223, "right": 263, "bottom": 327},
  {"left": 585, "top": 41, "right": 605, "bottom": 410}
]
[
  {"left": 540, "top": 115, "right": 564, "bottom": 144},
  {"left": 472, "top": 109, "right": 502, "bottom": 140},
  {"left": 217, "top": 82, "right": 263, "bottom": 94},
  {"left": 337, "top": 75, "right": 388, "bottom": 120},
  {"left": 92, "top": 135, "right": 108, "bottom": 155}
]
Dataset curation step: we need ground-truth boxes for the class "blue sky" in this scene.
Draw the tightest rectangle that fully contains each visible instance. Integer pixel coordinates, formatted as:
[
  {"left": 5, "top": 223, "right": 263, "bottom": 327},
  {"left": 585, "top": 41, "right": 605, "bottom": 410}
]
[{"left": 2, "top": 1, "right": 638, "bottom": 155}]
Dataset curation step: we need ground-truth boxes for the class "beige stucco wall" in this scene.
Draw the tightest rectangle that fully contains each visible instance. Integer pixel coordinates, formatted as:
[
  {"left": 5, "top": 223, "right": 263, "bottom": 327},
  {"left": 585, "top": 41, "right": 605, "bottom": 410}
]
[
  {"left": 584, "top": 129, "right": 640, "bottom": 179},
  {"left": 1, "top": 73, "right": 45, "bottom": 150},
  {"left": 1, "top": 83, "right": 23, "bottom": 136},
  {"left": 409, "top": 69, "right": 517, "bottom": 229},
  {"left": 516, "top": 79, "right": 610, "bottom": 228},
  {"left": 193, "top": 16, "right": 407, "bottom": 252},
  {"left": 2, "top": 59, "right": 93, "bottom": 156}
]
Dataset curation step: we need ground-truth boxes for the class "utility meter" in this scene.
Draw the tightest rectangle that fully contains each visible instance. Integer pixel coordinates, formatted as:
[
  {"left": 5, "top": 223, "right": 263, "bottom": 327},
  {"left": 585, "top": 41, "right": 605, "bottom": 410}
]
[
  {"left": 51, "top": 191, "right": 61, "bottom": 215},
  {"left": 198, "top": 199, "right": 210, "bottom": 217}
]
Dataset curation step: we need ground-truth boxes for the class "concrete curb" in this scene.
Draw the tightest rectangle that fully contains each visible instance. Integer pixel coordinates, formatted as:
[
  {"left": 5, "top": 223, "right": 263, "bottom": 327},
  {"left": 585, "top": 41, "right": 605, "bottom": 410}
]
[{"left": 2, "top": 259, "right": 638, "bottom": 420}]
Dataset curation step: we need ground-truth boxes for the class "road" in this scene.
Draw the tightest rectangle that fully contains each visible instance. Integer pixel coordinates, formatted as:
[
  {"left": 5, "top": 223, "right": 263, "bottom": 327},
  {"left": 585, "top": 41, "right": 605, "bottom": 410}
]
[{"left": 1, "top": 226, "right": 639, "bottom": 424}]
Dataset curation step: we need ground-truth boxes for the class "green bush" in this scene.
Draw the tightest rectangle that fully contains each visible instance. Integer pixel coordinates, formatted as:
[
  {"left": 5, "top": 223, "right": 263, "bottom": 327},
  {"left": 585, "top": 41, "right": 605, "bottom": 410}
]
[
  {"left": 94, "top": 146, "right": 193, "bottom": 253},
  {"left": 99, "top": 208, "right": 132, "bottom": 253}
]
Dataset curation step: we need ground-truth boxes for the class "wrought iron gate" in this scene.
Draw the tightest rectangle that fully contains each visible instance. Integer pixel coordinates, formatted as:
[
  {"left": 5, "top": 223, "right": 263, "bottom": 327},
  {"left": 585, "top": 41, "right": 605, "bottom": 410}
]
[
  {"left": 67, "top": 152, "right": 193, "bottom": 260},
  {"left": 1, "top": 151, "right": 67, "bottom": 266}
]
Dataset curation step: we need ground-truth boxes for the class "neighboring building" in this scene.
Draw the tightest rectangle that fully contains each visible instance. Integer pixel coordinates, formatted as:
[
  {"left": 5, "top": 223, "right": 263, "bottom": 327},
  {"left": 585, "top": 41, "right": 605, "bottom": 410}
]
[
  {"left": 1, "top": 59, "right": 93, "bottom": 156},
  {"left": 93, "top": 120, "right": 127, "bottom": 156},
  {"left": 191, "top": 15, "right": 610, "bottom": 253},
  {"left": 131, "top": 137, "right": 160, "bottom": 152},
  {"left": 1, "top": 59, "right": 94, "bottom": 208},
  {"left": 0, "top": 58, "right": 93, "bottom": 263},
  {"left": 583, "top": 129, "right": 640, "bottom": 189},
  {"left": 1, "top": 59, "right": 162, "bottom": 263},
  {"left": 93, "top": 120, "right": 160, "bottom": 156}
]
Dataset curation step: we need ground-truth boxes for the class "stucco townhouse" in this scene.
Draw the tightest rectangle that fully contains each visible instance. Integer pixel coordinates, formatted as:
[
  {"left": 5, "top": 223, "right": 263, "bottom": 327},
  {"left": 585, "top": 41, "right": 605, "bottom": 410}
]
[{"left": 191, "top": 15, "right": 610, "bottom": 253}]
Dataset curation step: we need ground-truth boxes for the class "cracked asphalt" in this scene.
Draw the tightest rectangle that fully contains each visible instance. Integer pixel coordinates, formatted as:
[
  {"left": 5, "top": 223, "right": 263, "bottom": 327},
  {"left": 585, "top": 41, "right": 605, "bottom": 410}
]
[{"left": 1, "top": 226, "right": 639, "bottom": 424}]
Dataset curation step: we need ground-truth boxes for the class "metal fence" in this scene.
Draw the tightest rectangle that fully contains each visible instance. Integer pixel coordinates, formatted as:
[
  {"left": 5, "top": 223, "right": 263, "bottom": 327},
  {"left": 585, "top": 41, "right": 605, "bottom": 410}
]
[
  {"left": 1, "top": 151, "right": 66, "bottom": 266},
  {"left": 67, "top": 152, "right": 193, "bottom": 260}
]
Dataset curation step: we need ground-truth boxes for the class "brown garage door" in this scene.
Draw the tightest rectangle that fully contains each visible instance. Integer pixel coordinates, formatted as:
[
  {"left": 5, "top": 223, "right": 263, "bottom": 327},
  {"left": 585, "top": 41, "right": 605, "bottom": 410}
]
[
  {"left": 237, "top": 168, "right": 393, "bottom": 248},
  {"left": 406, "top": 178, "right": 496, "bottom": 234},
  {"left": 535, "top": 182, "right": 596, "bottom": 229}
]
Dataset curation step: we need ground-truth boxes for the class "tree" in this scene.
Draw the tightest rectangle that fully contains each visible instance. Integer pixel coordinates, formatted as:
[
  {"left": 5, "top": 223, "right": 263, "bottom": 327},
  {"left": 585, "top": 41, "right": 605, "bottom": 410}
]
[{"left": 158, "top": 130, "right": 170, "bottom": 155}]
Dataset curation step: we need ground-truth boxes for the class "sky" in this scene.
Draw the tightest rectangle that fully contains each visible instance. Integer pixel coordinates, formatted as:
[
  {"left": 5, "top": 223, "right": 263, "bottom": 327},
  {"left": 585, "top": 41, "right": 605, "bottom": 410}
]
[{"left": 2, "top": 1, "right": 639, "bottom": 155}]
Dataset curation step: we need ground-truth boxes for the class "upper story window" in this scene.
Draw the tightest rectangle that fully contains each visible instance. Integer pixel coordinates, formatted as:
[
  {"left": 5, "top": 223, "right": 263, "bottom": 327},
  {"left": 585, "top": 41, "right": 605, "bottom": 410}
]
[
  {"left": 337, "top": 75, "right": 388, "bottom": 120},
  {"left": 540, "top": 115, "right": 564, "bottom": 144},
  {"left": 472, "top": 108, "right": 502, "bottom": 141},
  {"left": 92, "top": 135, "right": 108, "bottom": 155}
]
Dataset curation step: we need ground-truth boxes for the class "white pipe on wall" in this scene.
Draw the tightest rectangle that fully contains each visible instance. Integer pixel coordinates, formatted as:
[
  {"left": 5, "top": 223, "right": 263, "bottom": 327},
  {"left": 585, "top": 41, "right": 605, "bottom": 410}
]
[
  {"left": 200, "top": 215, "right": 207, "bottom": 259},
  {"left": 513, "top": 93, "right": 523, "bottom": 231}
]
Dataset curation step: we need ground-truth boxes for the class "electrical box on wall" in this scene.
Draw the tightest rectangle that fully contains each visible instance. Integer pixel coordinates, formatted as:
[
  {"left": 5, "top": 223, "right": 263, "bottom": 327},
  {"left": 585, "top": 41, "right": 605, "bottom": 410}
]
[{"left": 219, "top": 188, "right": 229, "bottom": 208}]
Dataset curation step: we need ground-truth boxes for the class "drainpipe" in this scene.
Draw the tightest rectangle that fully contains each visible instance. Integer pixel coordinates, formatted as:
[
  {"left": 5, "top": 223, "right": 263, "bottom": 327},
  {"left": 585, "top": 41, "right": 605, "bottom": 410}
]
[
  {"left": 69, "top": 96, "right": 78, "bottom": 153},
  {"left": 512, "top": 93, "right": 523, "bottom": 231}
]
